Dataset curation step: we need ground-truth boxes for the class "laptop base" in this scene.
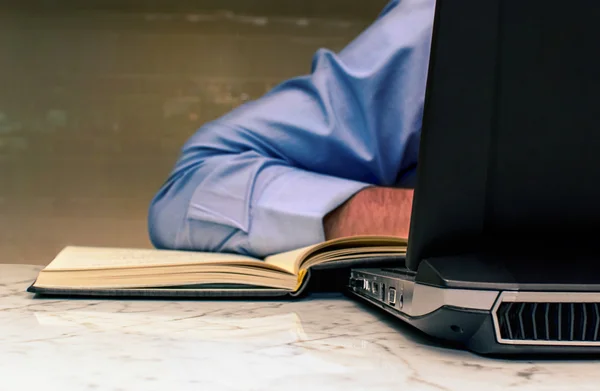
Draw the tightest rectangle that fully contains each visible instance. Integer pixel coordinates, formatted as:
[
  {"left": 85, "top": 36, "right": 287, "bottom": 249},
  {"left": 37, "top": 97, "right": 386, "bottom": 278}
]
[{"left": 348, "top": 258, "right": 600, "bottom": 355}]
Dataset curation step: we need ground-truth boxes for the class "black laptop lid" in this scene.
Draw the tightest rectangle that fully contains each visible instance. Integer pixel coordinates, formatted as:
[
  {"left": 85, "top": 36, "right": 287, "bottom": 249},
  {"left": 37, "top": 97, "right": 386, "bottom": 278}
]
[{"left": 406, "top": 0, "right": 600, "bottom": 271}]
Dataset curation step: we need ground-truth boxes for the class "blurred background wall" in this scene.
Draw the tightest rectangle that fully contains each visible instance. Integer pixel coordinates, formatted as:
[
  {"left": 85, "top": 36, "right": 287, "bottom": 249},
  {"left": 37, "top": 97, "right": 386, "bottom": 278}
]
[{"left": 0, "top": 0, "right": 387, "bottom": 265}]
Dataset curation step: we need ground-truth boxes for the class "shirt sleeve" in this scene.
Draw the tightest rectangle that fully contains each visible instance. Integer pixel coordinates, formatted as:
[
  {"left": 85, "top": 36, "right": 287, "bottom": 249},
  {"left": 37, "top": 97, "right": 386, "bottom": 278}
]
[{"left": 148, "top": 0, "right": 436, "bottom": 258}]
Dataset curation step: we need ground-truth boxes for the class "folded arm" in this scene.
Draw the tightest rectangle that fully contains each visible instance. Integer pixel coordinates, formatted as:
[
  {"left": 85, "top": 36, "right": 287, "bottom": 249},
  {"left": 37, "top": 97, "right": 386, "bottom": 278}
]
[{"left": 148, "top": 0, "right": 435, "bottom": 258}]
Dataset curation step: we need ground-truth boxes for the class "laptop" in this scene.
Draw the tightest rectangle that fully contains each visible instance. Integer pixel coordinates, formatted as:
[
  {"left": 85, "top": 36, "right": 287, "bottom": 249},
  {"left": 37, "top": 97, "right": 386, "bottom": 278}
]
[{"left": 347, "top": 0, "right": 600, "bottom": 354}]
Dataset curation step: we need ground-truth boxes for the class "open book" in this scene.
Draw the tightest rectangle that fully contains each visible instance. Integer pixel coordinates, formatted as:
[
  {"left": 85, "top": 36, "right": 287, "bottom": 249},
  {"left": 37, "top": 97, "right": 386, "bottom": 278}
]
[{"left": 27, "top": 235, "right": 407, "bottom": 298}]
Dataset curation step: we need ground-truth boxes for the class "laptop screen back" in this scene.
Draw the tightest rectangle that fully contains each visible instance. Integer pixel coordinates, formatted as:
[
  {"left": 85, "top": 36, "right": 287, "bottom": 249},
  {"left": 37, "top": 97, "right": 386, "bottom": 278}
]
[{"left": 406, "top": 0, "right": 600, "bottom": 270}]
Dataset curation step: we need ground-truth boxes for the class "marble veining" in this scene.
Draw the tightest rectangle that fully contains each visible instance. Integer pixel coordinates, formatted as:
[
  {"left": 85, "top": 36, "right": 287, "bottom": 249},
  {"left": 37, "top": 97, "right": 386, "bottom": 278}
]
[{"left": 1, "top": 264, "right": 599, "bottom": 391}]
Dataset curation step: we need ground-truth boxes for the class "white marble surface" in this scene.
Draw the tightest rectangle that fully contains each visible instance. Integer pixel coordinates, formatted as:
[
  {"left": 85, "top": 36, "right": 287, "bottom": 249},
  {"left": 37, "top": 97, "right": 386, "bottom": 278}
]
[{"left": 1, "top": 264, "right": 599, "bottom": 391}]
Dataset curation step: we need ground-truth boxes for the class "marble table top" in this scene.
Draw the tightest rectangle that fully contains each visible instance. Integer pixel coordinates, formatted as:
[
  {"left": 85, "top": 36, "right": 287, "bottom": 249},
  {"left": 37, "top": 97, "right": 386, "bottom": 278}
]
[{"left": 1, "top": 264, "right": 598, "bottom": 391}]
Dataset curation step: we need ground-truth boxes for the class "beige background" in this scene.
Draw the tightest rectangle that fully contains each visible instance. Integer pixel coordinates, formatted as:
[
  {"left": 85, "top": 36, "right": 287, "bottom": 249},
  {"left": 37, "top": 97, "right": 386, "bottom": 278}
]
[{"left": 0, "top": 0, "right": 386, "bottom": 265}]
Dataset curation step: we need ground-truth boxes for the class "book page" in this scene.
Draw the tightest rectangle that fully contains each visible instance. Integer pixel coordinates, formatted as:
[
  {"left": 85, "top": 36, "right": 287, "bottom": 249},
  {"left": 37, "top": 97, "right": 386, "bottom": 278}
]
[
  {"left": 296, "top": 235, "right": 407, "bottom": 270},
  {"left": 263, "top": 245, "right": 314, "bottom": 275},
  {"left": 44, "top": 246, "right": 263, "bottom": 270},
  {"left": 263, "top": 235, "right": 407, "bottom": 275},
  {"left": 34, "top": 270, "right": 297, "bottom": 290}
]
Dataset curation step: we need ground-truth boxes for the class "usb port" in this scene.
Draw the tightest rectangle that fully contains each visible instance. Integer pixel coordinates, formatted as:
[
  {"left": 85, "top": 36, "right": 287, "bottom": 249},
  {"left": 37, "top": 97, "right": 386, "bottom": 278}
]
[
  {"left": 372, "top": 282, "right": 379, "bottom": 296},
  {"left": 350, "top": 278, "right": 363, "bottom": 289},
  {"left": 388, "top": 287, "right": 397, "bottom": 305}
]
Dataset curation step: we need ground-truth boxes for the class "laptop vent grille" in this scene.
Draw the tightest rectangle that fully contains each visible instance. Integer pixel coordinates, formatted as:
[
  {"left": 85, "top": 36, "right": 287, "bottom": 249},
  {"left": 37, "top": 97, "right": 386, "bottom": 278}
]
[{"left": 496, "top": 302, "right": 600, "bottom": 342}]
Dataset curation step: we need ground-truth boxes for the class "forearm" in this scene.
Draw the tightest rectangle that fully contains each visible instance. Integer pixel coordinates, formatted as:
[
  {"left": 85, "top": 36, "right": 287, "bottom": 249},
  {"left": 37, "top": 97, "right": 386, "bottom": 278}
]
[
  {"left": 323, "top": 186, "right": 414, "bottom": 240},
  {"left": 149, "top": 136, "right": 370, "bottom": 257}
]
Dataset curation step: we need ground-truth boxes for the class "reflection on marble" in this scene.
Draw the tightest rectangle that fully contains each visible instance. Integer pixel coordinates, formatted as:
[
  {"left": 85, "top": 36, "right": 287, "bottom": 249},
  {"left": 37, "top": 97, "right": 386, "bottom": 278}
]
[{"left": 1, "top": 264, "right": 599, "bottom": 391}]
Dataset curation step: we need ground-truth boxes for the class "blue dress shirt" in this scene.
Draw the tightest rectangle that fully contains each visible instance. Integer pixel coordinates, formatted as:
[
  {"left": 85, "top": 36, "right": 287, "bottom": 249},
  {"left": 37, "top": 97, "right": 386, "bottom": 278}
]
[{"left": 148, "top": 0, "right": 436, "bottom": 258}]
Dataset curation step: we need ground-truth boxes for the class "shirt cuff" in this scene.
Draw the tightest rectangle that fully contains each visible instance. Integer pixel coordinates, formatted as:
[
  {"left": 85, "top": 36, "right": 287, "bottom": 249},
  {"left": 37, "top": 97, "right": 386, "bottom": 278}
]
[{"left": 248, "top": 165, "right": 370, "bottom": 256}]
